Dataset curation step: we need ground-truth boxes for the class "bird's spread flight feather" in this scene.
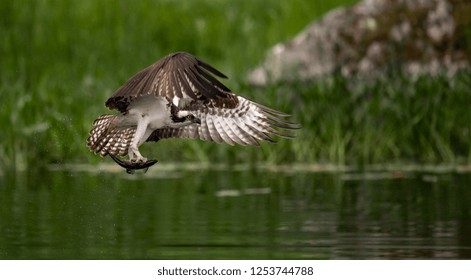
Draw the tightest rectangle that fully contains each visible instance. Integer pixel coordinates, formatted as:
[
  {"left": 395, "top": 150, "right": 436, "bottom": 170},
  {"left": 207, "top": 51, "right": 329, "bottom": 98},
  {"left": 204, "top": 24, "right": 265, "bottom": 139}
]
[
  {"left": 105, "top": 52, "right": 235, "bottom": 113},
  {"left": 146, "top": 96, "right": 298, "bottom": 146}
]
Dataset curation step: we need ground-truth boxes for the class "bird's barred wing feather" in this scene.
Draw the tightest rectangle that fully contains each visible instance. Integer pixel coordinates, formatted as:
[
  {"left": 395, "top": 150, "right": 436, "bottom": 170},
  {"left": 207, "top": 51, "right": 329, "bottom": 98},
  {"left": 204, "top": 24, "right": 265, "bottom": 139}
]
[
  {"left": 105, "top": 52, "right": 237, "bottom": 113},
  {"left": 87, "top": 115, "right": 136, "bottom": 157},
  {"left": 146, "top": 96, "right": 298, "bottom": 146}
]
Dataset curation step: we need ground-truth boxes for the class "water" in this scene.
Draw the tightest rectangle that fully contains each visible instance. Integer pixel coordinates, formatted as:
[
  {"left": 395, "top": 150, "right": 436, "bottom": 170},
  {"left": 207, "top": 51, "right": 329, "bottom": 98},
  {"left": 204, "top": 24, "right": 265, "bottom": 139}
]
[{"left": 0, "top": 165, "right": 470, "bottom": 259}]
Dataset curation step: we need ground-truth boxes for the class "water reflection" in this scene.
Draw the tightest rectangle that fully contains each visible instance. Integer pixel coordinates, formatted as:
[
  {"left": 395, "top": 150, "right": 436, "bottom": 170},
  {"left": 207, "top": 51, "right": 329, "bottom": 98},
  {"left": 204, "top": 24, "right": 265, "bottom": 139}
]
[{"left": 0, "top": 166, "right": 470, "bottom": 259}]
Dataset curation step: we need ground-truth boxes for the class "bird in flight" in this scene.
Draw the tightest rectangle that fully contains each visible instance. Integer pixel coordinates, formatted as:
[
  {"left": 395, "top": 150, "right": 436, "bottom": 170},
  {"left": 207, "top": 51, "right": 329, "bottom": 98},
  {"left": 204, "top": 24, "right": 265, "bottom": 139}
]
[{"left": 87, "top": 52, "right": 298, "bottom": 173}]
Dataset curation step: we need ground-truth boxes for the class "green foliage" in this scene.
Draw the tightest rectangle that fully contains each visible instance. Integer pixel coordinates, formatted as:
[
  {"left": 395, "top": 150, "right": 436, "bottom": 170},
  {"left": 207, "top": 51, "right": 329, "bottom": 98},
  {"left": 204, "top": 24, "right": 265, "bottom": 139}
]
[
  {"left": 0, "top": 0, "right": 470, "bottom": 171},
  {"left": 291, "top": 72, "right": 471, "bottom": 165}
]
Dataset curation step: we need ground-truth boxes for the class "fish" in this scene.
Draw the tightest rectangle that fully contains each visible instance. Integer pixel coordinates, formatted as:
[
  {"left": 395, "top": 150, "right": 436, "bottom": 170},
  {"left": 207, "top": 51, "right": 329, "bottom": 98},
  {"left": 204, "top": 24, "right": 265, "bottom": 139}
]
[{"left": 109, "top": 154, "right": 158, "bottom": 174}]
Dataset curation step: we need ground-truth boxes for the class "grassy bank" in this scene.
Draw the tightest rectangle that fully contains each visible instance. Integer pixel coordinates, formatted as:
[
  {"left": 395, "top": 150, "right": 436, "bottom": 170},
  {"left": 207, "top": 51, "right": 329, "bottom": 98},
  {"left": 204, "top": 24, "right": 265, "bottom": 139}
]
[
  {"left": 1, "top": 0, "right": 470, "bottom": 171},
  {"left": 285, "top": 72, "right": 471, "bottom": 165}
]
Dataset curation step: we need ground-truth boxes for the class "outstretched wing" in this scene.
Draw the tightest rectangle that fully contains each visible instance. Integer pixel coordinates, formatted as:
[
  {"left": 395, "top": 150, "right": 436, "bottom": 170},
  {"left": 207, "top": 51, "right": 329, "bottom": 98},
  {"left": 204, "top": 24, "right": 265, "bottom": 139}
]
[
  {"left": 105, "top": 52, "right": 237, "bottom": 113},
  {"left": 87, "top": 114, "right": 136, "bottom": 157},
  {"left": 146, "top": 96, "right": 299, "bottom": 146}
]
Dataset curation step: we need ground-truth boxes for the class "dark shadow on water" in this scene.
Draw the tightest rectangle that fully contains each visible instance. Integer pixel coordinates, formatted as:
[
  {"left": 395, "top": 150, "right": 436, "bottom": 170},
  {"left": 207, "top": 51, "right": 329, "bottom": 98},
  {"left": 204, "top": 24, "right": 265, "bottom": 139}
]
[{"left": 0, "top": 166, "right": 470, "bottom": 259}]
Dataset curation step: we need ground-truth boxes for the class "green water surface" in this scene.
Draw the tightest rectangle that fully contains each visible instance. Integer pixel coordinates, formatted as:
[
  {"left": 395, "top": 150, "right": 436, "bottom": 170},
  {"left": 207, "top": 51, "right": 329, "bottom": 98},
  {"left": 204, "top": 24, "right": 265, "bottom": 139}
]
[{"left": 0, "top": 166, "right": 470, "bottom": 259}]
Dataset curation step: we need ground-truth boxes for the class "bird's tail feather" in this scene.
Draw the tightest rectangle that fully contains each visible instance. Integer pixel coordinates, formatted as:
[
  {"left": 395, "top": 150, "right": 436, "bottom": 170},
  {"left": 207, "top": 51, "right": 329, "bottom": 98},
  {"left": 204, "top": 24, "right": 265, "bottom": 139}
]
[{"left": 87, "top": 114, "right": 135, "bottom": 157}]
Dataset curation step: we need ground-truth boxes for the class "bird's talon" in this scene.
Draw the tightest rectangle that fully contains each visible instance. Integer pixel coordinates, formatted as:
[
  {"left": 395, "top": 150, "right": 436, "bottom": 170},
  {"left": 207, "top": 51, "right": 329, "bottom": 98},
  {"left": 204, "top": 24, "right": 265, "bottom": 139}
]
[{"left": 191, "top": 115, "right": 201, "bottom": 124}]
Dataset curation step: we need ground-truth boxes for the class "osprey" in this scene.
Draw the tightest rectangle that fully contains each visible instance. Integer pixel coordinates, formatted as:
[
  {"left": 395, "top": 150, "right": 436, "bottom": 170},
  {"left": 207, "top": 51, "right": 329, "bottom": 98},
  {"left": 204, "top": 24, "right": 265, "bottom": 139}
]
[{"left": 87, "top": 52, "right": 298, "bottom": 173}]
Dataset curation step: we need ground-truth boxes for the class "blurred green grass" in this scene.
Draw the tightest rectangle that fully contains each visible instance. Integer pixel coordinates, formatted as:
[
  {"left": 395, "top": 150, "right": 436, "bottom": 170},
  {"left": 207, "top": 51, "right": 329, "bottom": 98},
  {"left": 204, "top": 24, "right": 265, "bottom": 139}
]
[{"left": 0, "top": 0, "right": 470, "bottom": 171}]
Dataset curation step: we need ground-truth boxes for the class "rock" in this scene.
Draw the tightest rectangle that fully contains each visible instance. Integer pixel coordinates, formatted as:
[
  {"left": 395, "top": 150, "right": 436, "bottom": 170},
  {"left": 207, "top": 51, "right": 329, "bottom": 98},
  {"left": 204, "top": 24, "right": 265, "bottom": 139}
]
[{"left": 248, "top": 0, "right": 471, "bottom": 85}]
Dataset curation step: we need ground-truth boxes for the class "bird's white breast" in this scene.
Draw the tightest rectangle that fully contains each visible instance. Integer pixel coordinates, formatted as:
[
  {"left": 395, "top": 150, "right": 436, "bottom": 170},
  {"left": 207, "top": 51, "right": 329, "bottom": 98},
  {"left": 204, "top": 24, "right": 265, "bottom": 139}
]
[{"left": 125, "top": 95, "right": 172, "bottom": 130}]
